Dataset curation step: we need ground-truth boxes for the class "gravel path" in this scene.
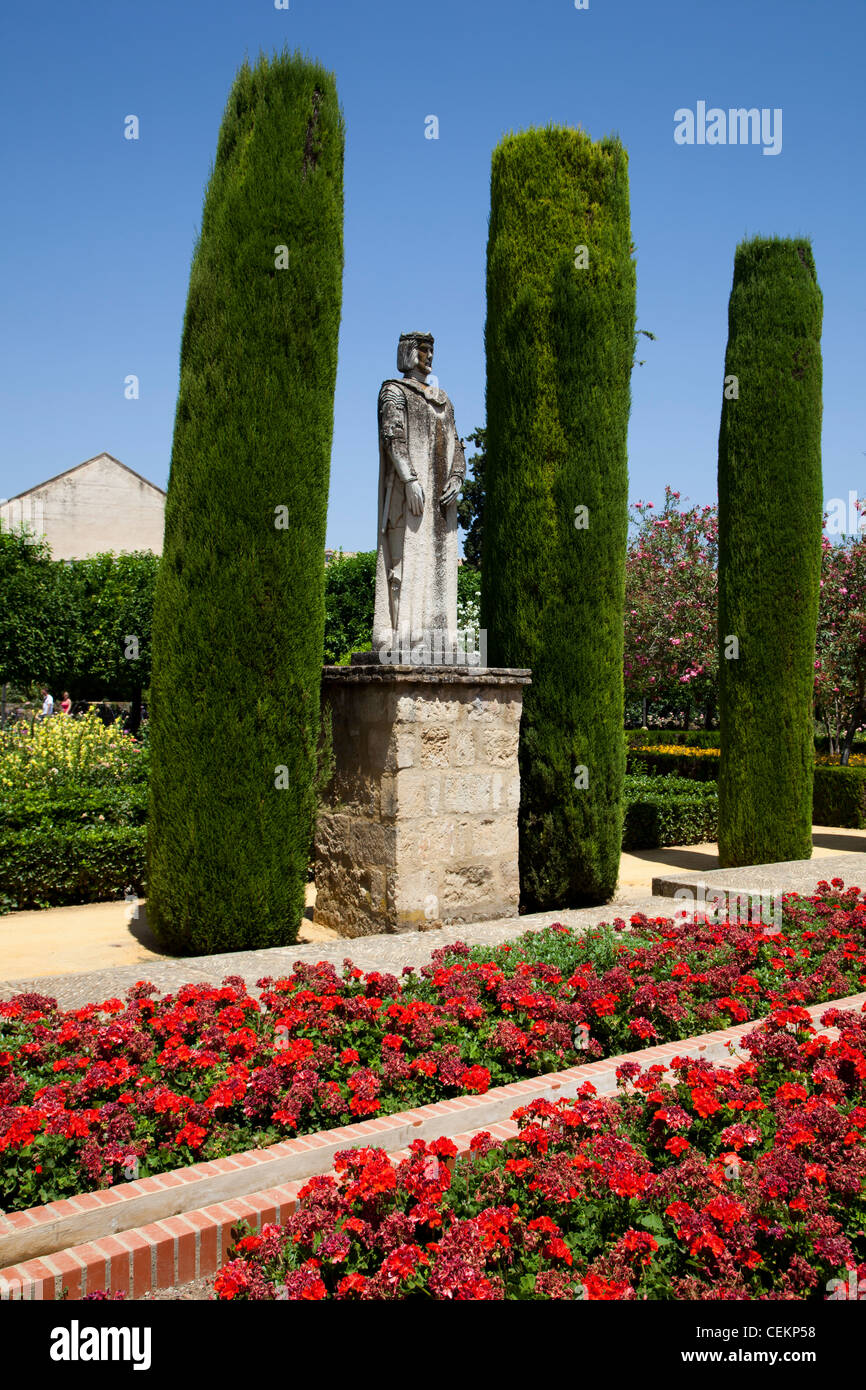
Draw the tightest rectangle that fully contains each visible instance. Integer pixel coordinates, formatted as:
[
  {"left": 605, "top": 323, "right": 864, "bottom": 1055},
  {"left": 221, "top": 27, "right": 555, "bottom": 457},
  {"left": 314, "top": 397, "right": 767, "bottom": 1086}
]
[
  {"left": 0, "top": 893, "right": 679, "bottom": 1009},
  {"left": 138, "top": 1276, "right": 215, "bottom": 1302}
]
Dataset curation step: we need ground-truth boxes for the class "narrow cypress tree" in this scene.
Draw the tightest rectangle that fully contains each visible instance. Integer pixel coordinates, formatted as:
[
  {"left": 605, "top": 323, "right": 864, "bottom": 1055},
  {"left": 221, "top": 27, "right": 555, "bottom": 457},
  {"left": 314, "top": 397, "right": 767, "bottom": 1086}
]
[
  {"left": 148, "top": 52, "right": 344, "bottom": 953},
  {"left": 482, "top": 127, "right": 635, "bottom": 909},
  {"left": 717, "top": 237, "right": 823, "bottom": 867}
]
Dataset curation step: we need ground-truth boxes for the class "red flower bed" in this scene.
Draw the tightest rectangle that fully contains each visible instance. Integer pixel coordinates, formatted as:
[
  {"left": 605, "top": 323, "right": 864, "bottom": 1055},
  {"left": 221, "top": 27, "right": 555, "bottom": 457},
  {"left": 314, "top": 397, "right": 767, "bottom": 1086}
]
[
  {"left": 214, "top": 1003, "right": 866, "bottom": 1300},
  {"left": 0, "top": 880, "right": 864, "bottom": 1214}
]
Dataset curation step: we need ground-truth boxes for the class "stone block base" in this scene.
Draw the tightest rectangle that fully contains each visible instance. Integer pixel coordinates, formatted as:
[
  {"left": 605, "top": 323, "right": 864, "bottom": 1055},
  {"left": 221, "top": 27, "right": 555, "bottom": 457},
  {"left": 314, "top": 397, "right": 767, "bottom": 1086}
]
[{"left": 314, "top": 665, "right": 531, "bottom": 936}]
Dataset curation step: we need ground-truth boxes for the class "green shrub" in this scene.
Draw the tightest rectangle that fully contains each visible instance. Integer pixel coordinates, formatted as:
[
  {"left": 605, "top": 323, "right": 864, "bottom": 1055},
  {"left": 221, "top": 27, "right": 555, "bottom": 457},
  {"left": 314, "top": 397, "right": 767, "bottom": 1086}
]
[
  {"left": 44, "top": 552, "right": 158, "bottom": 719},
  {"left": 0, "top": 785, "right": 148, "bottom": 831},
  {"left": 813, "top": 732, "right": 866, "bottom": 755},
  {"left": 717, "top": 237, "right": 823, "bottom": 866},
  {"left": 0, "top": 527, "right": 55, "bottom": 688},
  {"left": 626, "top": 748, "right": 720, "bottom": 781},
  {"left": 323, "top": 551, "right": 376, "bottom": 665},
  {"left": 629, "top": 730, "right": 865, "bottom": 755},
  {"left": 626, "top": 730, "right": 721, "bottom": 749},
  {"left": 812, "top": 765, "right": 866, "bottom": 829},
  {"left": 622, "top": 774, "right": 718, "bottom": 850},
  {"left": 0, "top": 710, "right": 146, "bottom": 796},
  {"left": 0, "top": 826, "right": 146, "bottom": 913},
  {"left": 148, "top": 52, "right": 344, "bottom": 955},
  {"left": 482, "top": 126, "right": 635, "bottom": 909},
  {"left": 457, "top": 564, "right": 481, "bottom": 632}
]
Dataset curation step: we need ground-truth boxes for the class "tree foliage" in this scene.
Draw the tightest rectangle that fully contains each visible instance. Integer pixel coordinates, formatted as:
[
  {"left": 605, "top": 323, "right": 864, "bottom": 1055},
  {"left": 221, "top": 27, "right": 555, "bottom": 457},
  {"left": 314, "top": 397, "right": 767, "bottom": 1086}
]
[
  {"left": 717, "top": 237, "right": 823, "bottom": 866},
  {"left": 815, "top": 524, "right": 866, "bottom": 762},
  {"left": 625, "top": 489, "right": 718, "bottom": 721},
  {"left": 0, "top": 535, "right": 157, "bottom": 728},
  {"left": 323, "top": 550, "right": 376, "bottom": 664},
  {"left": 0, "top": 525, "right": 54, "bottom": 689},
  {"left": 48, "top": 553, "right": 158, "bottom": 706},
  {"left": 456, "top": 428, "right": 487, "bottom": 569},
  {"left": 483, "top": 126, "right": 635, "bottom": 909},
  {"left": 147, "top": 51, "right": 344, "bottom": 954}
]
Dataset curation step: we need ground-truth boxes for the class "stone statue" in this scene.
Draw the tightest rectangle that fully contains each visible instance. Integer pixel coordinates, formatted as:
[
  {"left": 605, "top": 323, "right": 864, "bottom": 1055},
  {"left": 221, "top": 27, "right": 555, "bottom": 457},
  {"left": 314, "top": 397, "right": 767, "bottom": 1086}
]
[{"left": 373, "top": 332, "right": 466, "bottom": 660}]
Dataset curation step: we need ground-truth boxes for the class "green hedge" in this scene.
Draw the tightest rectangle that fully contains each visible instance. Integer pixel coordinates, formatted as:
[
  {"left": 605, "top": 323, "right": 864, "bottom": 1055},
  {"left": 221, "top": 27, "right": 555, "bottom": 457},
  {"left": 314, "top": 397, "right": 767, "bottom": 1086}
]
[
  {"left": 622, "top": 775, "right": 718, "bottom": 850},
  {"left": 0, "top": 785, "right": 148, "bottom": 831},
  {"left": 625, "top": 757, "right": 866, "bottom": 830},
  {"left": 0, "top": 826, "right": 146, "bottom": 912},
  {"left": 812, "top": 766, "right": 866, "bottom": 830},
  {"left": 813, "top": 734, "right": 866, "bottom": 754},
  {"left": 627, "top": 731, "right": 864, "bottom": 753},
  {"left": 626, "top": 730, "right": 721, "bottom": 749},
  {"left": 626, "top": 749, "right": 720, "bottom": 781}
]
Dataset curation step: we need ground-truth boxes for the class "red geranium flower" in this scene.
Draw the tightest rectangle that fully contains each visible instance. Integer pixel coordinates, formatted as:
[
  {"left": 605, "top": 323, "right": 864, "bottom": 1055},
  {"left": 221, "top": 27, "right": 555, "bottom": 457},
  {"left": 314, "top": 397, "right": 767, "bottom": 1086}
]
[{"left": 336, "top": 1272, "right": 369, "bottom": 1298}]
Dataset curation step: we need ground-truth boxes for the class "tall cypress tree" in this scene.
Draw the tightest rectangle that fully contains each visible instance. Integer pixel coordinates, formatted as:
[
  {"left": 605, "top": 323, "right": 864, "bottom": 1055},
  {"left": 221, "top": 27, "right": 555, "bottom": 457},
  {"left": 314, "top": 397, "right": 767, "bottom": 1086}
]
[
  {"left": 148, "top": 52, "right": 344, "bottom": 954},
  {"left": 482, "top": 127, "right": 635, "bottom": 909},
  {"left": 717, "top": 237, "right": 823, "bottom": 867}
]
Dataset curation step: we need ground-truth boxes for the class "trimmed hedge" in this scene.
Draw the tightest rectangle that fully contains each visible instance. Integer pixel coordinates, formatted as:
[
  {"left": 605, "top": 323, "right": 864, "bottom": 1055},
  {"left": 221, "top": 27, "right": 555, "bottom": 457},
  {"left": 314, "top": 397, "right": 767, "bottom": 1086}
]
[
  {"left": 0, "top": 780, "right": 148, "bottom": 912},
  {"left": 812, "top": 765, "right": 866, "bottom": 830},
  {"left": 627, "top": 730, "right": 865, "bottom": 754},
  {"left": 625, "top": 730, "right": 721, "bottom": 749},
  {"left": 0, "top": 786, "right": 147, "bottom": 831},
  {"left": 622, "top": 775, "right": 718, "bottom": 850},
  {"left": 626, "top": 754, "right": 866, "bottom": 830},
  {"left": 0, "top": 826, "right": 146, "bottom": 913},
  {"left": 626, "top": 748, "right": 720, "bottom": 781}
]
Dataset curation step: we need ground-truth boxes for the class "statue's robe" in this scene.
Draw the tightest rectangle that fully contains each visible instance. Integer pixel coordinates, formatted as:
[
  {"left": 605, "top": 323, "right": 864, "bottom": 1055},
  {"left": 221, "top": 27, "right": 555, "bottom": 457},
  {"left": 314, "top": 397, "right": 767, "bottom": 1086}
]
[{"left": 373, "top": 376, "right": 465, "bottom": 656}]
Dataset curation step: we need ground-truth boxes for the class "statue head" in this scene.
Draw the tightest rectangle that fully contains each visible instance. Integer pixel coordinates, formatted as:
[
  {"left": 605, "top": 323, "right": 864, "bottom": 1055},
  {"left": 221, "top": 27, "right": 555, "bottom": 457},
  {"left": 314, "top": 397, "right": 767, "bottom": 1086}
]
[{"left": 398, "top": 332, "right": 434, "bottom": 379}]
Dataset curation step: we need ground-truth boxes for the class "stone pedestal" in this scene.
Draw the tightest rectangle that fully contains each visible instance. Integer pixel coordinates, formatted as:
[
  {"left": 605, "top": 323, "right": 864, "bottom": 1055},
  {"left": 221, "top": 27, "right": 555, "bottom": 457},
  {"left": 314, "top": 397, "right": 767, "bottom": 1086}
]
[{"left": 314, "top": 665, "right": 531, "bottom": 937}]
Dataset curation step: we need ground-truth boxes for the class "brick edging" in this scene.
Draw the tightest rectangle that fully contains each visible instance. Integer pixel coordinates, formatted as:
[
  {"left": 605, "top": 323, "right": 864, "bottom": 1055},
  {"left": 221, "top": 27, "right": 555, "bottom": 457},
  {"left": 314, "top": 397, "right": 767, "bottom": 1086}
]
[
  {"left": 2, "top": 991, "right": 864, "bottom": 1299},
  {"left": 0, "top": 1120, "right": 525, "bottom": 1302}
]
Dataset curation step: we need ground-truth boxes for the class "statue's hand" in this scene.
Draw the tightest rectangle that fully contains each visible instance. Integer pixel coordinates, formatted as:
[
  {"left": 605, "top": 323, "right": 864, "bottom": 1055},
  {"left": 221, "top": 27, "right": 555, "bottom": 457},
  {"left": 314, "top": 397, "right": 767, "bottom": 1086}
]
[
  {"left": 406, "top": 480, "right": 425, "bottom": 516},
  {"left": 439, "top": 476, "right": 461, "bottom": 506}
]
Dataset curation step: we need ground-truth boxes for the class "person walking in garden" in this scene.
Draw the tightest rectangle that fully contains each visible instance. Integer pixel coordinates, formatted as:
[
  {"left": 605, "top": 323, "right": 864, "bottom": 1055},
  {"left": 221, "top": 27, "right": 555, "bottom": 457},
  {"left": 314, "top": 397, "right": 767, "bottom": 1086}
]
[
  {"left": 38, "top": 687, "right": 54, "bottom": 720},
  {"left": 59, "top": 690, "right": 72, "bottom": 715}
]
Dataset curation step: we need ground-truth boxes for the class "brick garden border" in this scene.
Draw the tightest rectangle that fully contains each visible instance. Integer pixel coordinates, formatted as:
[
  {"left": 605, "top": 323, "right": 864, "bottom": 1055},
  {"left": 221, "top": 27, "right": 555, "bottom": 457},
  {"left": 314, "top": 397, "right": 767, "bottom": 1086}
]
[{"left": 2, "top": 989, "right": 863, "bottom": 1300}]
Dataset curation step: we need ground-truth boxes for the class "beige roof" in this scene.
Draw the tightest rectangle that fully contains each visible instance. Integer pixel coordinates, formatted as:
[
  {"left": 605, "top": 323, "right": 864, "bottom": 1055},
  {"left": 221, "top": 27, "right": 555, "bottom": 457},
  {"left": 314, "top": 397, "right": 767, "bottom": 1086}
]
[{"left": 3, "top": 452, "right": 166, "bottom": 503}]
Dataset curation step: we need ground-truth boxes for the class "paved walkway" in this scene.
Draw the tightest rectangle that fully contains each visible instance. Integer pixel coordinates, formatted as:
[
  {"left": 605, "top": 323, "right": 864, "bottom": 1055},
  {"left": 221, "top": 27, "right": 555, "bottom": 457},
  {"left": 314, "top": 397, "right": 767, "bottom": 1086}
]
[
  {"left": 0, "top": 897, "right": 681, "bottom": 1009},
  {"left": 0, "top": 829, "right": 863, "bottom": 1010},
  {"left": 652, "top": 846, "right": 866, "bottom": 899}
]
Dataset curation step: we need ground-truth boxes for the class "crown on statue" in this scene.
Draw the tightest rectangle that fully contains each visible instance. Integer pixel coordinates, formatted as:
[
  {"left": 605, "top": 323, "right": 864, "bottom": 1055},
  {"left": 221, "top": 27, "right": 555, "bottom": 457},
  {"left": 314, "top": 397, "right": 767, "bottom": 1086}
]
[{"left": 399, "top": 332, "right": 434, "bottom": 347}]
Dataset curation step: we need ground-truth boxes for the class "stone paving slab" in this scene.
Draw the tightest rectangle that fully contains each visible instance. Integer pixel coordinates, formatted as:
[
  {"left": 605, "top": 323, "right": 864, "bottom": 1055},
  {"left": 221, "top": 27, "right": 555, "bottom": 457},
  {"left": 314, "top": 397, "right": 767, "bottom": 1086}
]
[
  {"left": 0, "top": 896, "right": 680, "bottom": 1009},
  {"left": 7, "top": 850, "right": 865, "bottom": 1011},
  {"left": 652, "top": 850, "right": 866, "bottom": 901}
]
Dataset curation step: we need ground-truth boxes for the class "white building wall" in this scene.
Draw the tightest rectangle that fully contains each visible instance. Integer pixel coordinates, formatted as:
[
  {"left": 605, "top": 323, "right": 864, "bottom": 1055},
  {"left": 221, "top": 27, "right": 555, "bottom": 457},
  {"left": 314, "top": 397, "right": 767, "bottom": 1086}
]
[{"left": 0, "top": 454, "right": 165, "bottom": 559}]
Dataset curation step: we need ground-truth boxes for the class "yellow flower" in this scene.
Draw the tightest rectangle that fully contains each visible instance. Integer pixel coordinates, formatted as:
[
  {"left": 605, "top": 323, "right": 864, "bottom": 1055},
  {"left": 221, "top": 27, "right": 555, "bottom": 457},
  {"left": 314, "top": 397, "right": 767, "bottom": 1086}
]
[
  {"left": 0, "top": 708, "right": 143, "bottom": 793},
  {"left": 631, "top": 744, "right": 720, "bottom": 757}
]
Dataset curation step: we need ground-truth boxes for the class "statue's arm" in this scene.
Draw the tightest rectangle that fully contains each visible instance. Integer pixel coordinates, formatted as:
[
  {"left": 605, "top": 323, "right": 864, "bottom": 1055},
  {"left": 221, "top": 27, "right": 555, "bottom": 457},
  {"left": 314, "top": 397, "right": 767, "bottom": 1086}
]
[
  {"left": 379, "top": 385, "right": 415, "bottom": 486},
  {"left": 450, "top": 428, "right": 467, "bottom": 481},
  {"left": 439, "top": 411, "right": 466, "bottom": 506}
]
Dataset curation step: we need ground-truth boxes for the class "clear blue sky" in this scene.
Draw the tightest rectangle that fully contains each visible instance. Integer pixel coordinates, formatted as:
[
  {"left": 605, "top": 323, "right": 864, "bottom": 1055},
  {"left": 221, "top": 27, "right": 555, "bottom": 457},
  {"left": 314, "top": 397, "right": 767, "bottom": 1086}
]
[{"left": 1, "top": 0, "right": 864, "bottom": 551}]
